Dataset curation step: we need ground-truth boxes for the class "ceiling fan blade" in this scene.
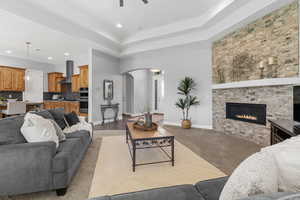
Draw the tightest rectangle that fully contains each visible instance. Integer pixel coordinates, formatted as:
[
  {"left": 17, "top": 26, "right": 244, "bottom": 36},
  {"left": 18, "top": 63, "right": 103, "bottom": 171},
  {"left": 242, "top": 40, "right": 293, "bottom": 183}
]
[
  {"left": 142, "top": 0, "right": 148, "bottom": 4},
  {"left": 120, "top": 0, "right": 124, "bottom": 7}
]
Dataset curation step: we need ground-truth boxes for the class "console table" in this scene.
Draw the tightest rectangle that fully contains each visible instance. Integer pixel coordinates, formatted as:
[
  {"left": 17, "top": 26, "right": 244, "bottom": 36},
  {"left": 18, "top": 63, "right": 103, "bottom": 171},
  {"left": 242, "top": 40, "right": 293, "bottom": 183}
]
[
  {"left": 101, "top": 103, "right": 119, "bottom": 125},
  {"left": 269, "top": 119, "right": 300, "bottom": 145}
]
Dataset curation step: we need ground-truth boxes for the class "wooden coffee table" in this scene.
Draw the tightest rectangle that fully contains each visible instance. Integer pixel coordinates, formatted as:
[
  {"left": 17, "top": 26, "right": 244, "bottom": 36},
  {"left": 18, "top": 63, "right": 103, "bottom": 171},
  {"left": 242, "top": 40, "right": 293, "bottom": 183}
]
[{"left": 126, "top": 122, "right": 175, "bottom": 172}]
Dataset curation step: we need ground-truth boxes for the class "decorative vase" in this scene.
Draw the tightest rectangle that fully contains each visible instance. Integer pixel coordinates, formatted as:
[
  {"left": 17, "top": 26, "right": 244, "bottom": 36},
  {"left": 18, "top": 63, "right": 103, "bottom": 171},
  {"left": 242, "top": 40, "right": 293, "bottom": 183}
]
[
  {"left": 181, "top": 120, "right": 191, "bottom": 129},
  {"left": 145, "top": 112, "right": 153, "bottom": 128}
]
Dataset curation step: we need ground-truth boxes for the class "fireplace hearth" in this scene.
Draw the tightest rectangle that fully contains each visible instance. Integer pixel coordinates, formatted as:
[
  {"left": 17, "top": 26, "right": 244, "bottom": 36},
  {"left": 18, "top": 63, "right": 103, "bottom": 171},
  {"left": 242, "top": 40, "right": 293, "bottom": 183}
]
[{"left": 226, "top": 103, "right": 267, "bottom": 125}]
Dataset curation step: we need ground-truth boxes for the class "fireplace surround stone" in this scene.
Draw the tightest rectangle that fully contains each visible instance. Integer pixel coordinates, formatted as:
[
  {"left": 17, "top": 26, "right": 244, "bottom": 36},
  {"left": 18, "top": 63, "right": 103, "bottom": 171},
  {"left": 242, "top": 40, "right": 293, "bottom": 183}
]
[{"left": 213, "top": 85, "right": 293, "bottom": 146}]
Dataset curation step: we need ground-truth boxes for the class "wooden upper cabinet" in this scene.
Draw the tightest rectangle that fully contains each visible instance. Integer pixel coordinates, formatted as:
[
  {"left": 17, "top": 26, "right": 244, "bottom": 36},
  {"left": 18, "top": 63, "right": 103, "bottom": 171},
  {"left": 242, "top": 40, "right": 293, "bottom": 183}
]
[
  {"left": 48, "top": 72, "right": 64, "bottom": 92},
  {"left": 72, "top": 74, "right": 80, "bottom": 92},
  {"left": 0, "top": 66, "right": 25, "bottom": 91},
  {"left": 13, "top": 69, "right": 25, "bottom": 91},
  {"left": 79, "top": 65, "right": 88, "bottom": 88}
]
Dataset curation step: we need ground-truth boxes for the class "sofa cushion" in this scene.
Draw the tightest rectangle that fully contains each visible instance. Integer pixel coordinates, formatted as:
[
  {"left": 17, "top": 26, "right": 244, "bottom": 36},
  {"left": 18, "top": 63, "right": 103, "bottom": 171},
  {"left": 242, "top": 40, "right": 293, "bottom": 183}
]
[
  {"left": 48, "top": 108, "right": 67, "bottom": 130},
  {"left": 66, "top": 130, "right": 90, "bottom": 146},
  {"left": 97, "top": 185, "right": 205, "bottom": 200},
  {"left": 53, "top": 138, "right": 83, "bottom": 173},
  {"left": 0, "top": 115, "right": 26, "bottom": 145},
  {"left": 33, "top": 110, "right": 54, "bottom": 120},
  {"left": 195, "top": 177, "right": 228, "bottom": 200}
]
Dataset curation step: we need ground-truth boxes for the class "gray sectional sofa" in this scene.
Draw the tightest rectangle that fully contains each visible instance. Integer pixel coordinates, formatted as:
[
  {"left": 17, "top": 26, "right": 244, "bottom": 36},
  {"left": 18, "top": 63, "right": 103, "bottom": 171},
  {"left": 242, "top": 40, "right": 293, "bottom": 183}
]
[
  {"left": 90, "top": 177, "right": 229, "bottom": 200},
  {"left": 89, "top": 175, "right": 299, "bottom": 200},
  {"left": 0, "top": 109, "right": 92, "bottom": 196}
]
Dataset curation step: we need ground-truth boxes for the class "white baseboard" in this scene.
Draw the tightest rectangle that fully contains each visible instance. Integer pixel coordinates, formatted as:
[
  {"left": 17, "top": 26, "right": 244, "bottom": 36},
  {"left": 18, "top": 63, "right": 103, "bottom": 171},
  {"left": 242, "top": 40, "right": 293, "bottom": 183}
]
[{"left": 163, "top": 121, "right": 213, "bottom": 130}]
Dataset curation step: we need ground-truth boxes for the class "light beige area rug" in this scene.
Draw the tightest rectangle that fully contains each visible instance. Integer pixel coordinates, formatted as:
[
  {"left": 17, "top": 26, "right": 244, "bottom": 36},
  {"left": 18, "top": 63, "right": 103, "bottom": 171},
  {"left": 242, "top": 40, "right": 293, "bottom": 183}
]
[{"left": 89, "top": 136, "right": 226, "bottom": 198}]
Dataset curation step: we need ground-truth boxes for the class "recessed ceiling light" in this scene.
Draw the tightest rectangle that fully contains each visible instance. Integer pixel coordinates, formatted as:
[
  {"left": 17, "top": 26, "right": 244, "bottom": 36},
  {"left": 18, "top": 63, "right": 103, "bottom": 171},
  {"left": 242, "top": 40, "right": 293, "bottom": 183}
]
[
  {"left": 64, "top": 52, "right": 70, "bottom": 56},
  {"left": 116, "top": 23, "right": 123, "bottom": 28},
  {"left": 5, "top": 50, "right": 12, "bottom": 54},
  {"left": 48, "top": 56, "right": 53, "bottom": 60},
  {"left": 150, "top": 69, "right": 161, "bottom": 73}
]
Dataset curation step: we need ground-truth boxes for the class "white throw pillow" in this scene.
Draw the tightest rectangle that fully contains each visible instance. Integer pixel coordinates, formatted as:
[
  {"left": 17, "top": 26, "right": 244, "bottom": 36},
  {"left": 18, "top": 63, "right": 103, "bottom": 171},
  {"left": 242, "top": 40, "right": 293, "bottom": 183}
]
[
  {"left": 274, "top": 147, "right": 300, "bottom": 192},
  {"left": 21, "top": 113, "right": 59, "bottom": 148},
  {"left": 219, "top": 151, "right": 278, "bottom": 200},
  {"left": 63, "top": 118, "right": 92, "bottom": 137},
  {"left": 261, "top": 135, "right": 300, "bottom": 192}
]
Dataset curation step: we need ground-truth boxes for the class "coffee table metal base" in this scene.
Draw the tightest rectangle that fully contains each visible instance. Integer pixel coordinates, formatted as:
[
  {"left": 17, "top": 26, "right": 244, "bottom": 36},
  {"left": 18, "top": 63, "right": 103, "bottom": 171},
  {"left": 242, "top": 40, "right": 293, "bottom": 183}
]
[{"left": 126, "top": 127, "right": 175, "bottom": 172}]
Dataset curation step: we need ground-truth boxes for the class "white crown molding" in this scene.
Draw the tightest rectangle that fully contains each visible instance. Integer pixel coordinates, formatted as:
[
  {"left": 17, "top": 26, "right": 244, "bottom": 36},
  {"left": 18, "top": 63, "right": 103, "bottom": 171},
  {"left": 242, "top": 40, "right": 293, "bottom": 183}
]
[
  {"left": 122, "top": 0, "right": 237, "bottom": 45},
  {"left": 0, "top": 0, "right": 122, "bottom": 57},
  {"left": 0, "top": 0, "right": 295, "bottom": 58},
  {"left": 121, "top": 0, "right": 295, "bottom": 56}
]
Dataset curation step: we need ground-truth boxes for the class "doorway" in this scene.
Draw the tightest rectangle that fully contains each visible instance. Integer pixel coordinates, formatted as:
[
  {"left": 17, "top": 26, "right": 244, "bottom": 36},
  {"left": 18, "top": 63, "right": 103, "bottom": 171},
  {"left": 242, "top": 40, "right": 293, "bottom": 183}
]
[{"left": 123, "top": 68, "right": 164, "bottom": 115}]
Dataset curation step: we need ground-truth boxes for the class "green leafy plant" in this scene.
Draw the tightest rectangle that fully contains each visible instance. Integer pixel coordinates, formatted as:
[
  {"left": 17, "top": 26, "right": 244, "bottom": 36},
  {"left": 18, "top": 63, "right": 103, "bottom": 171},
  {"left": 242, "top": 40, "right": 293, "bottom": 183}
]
[{"left": 175, "top": 77, "right": 200, "bottom": 120}]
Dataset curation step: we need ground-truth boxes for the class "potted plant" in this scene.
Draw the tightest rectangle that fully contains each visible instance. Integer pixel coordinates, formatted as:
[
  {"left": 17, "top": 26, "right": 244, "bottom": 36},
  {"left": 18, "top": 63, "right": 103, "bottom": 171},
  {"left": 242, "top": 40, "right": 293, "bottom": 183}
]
[{"left": 175, "top": 77, "right": 200, "bottom": 129}]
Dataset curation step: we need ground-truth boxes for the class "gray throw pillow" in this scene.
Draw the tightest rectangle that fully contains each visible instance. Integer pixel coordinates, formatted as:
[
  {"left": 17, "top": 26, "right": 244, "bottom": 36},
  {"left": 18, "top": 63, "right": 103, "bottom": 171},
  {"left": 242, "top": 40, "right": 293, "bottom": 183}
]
[
  {"left": 49, "top": 119, "right": 66, "bottom": 142},
  {"left": 65, "top": 112, "right": 80, "bottom": 126},
  {"left": 48, "top": 109, "right": 68, "bottom": 130}
]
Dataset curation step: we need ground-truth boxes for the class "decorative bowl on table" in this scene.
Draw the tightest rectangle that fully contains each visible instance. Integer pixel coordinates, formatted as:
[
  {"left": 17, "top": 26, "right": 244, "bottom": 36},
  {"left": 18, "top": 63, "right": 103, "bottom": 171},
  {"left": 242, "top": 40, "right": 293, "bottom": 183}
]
[{"left": 133, "top": 121, "right": 158, "bottom": 131}]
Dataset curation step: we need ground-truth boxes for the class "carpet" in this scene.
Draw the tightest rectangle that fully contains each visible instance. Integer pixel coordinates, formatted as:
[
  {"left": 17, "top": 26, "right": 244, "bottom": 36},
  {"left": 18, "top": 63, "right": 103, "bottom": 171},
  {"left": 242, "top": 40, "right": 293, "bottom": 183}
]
[{"left": 89, "top": 135, "right": 226, "bottom": 198}]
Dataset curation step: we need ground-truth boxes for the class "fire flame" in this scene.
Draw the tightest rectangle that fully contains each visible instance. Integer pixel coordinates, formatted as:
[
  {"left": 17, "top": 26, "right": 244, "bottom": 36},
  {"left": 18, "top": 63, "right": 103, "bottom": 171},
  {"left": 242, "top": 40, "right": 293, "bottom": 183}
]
[{"left": 235, "top": 114, "right": 257, "bottom": 121}]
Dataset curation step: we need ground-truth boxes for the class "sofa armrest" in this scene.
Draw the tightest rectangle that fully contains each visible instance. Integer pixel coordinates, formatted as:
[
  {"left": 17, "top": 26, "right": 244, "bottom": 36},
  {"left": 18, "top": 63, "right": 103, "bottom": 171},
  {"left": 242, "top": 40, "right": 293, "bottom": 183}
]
[
  {"left": 79, "top": 116, "right": 94, "bottom": 138},
  {"left": 0, "top": 141, "right": 56, "bottom": 195},
  {"left": 194, "top": 176, "right": 229, "bottom": 200},
  {"left": 89, "top": 197, "right": 110, "bottom": 200},
  {"left": 89, "top": 185, "right": 205, "bottom": 200}
]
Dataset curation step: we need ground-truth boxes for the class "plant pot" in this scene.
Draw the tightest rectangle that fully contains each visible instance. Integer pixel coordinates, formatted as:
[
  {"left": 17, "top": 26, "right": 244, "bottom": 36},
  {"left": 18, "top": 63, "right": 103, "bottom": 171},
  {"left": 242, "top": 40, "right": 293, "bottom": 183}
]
[{"left": 181, "top": 120, "right": 191, "bottom": 129}]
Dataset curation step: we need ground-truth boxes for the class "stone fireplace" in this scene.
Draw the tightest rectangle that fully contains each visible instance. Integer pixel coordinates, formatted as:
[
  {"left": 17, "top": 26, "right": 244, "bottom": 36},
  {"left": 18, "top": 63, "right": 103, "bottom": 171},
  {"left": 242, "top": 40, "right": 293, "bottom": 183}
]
[
  {"left": 213, "top": 85, "right": 293, "bottom": 146},
  {"left": 211, "top": 1, "right": 298, "bottom": 146}
]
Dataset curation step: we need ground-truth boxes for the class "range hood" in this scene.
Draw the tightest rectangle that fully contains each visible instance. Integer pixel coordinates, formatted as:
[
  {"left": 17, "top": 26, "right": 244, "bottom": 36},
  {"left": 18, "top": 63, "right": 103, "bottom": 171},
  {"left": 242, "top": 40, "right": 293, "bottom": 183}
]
[{"left": 60, "top": 60, "right": 74, "bottom": 84}]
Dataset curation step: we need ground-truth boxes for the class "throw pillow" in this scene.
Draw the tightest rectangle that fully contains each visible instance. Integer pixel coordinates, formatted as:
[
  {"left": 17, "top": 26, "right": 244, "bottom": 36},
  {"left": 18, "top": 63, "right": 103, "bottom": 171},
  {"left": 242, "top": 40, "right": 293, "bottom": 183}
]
[
  {"left": 48, "top": 108, "right": 68, "bottom": 130},
  {"left": 219, "top": 151, "right": 278, "bottom": 200},
  {"left": 49, "top": 119, "right": 66, "bottom": 142},
  {"left": 21, "top": 113, "right": 59, "bottom": 148},
  {"left": 64, "top": 112, "right": 80, "bottom": 126},
  {"left": 262, "top": 135, "right": 300, "bottom": 192},
  {"left": 63, "top": 117, "right": 92, "bottom": 137}
]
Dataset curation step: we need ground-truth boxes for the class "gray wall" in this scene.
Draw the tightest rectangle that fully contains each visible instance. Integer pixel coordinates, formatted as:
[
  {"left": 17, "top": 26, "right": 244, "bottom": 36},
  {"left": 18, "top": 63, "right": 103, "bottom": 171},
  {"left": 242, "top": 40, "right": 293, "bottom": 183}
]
[
  {"left": 128, "top": 69, "right": 153, "bottom": 113},
  {"left": 120, "top": 42, "right": 212, "bottom": 128},
  {"left": 89, "top": 49, "right": 122, "bottom": 122},
  {"left": 0, "top": 55, "right": 56, "bottom": 91}
]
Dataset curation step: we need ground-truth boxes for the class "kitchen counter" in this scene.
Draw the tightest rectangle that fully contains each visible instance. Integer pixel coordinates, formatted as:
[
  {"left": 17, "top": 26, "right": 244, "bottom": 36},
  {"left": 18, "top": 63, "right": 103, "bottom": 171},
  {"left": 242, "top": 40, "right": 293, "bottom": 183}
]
[
  {"left": 43, "top": 100, "right": 80, "bottom": 114},
  {"left": 0, "top": 101, "right": 43, "bottom": 106},
  {"left": 0, "top": 101, "right": 44, "bottom": 115}
]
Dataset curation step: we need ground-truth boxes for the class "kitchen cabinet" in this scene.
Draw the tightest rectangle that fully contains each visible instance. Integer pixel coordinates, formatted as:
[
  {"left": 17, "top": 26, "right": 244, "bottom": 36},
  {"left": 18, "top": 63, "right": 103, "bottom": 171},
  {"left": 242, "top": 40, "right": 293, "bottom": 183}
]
[
  {"left": 72, "top": 74, "right": 80, "bottom": 92},
  {"left": 44, "top": 101, "right": 79, "bottom": 115},
  {"left": 44, "top": 101, "right": 64, "bottom": 110},
  {"left": 48, "top": 72, "right": 64, "bottom": 92},
  {"left": 64, "top": 101, "right": 80, "bottom": 114},
  {"left": 79, "top": 65, "right": 88, "bottom": 88},
  {"left": 0, "top": 66, "right": 25, "bottom": 91}
]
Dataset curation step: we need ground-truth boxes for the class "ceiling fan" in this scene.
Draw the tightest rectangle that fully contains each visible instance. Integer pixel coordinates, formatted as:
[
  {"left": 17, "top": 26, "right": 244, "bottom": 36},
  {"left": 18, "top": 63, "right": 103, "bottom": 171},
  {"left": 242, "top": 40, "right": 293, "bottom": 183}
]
[{"left": 120, "top": 0, "right": 148, "bottom": 7}]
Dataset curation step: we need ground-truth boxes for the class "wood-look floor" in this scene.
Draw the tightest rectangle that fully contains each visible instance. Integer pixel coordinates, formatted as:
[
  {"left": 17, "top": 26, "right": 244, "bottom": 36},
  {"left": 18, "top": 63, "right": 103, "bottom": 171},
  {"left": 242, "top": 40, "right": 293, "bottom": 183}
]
[{"left": 94, "top": 115, "right": 262, "bottom": 174}]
